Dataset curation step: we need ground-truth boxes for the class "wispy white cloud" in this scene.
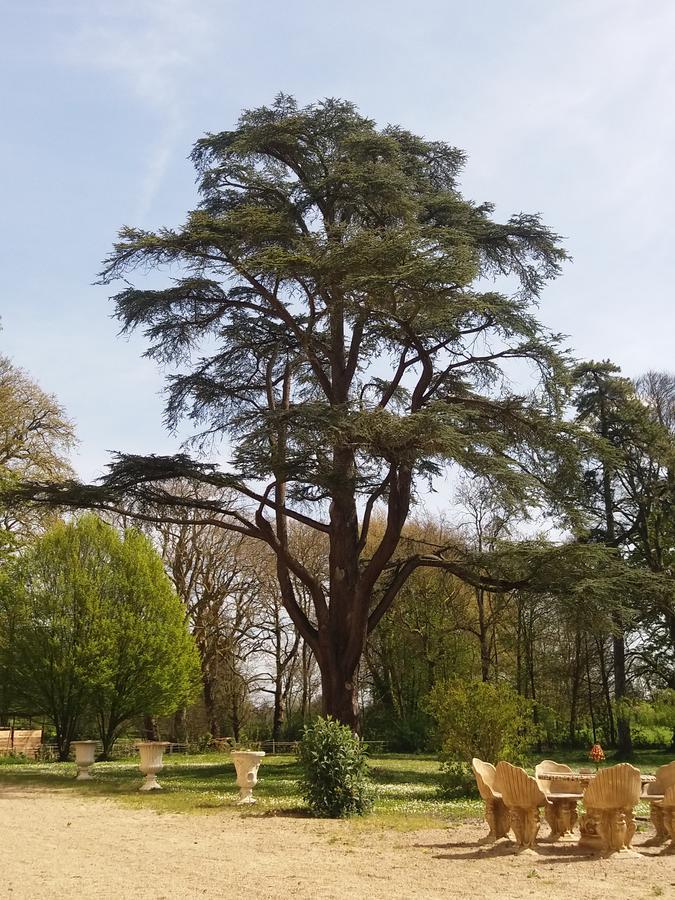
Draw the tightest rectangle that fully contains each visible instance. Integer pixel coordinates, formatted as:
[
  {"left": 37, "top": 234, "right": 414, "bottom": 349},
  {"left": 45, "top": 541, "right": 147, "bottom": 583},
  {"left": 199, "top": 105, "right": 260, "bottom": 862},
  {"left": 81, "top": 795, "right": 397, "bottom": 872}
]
[
  {"left": 60, "top": 0, "right": 219, "bottom": 220},
  {"left": 458, "top": 0, "right": 675, "bottom": 212}
]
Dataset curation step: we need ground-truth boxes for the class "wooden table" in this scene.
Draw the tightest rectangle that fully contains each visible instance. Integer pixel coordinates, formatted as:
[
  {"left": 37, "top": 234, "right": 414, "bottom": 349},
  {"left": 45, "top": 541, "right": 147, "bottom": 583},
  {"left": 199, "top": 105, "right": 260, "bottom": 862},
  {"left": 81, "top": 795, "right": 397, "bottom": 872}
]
[{"left": 546, "top": 771, "right": 656, "bottom": 786}]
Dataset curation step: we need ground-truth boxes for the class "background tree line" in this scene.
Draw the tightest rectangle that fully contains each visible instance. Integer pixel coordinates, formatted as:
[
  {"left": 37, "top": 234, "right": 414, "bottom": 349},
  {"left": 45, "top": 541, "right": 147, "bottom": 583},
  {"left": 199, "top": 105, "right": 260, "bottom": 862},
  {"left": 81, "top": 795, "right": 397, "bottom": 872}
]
[
  {"left": 2, "top": 98, "right": 674, "bottom": 758},
  {"left": 2, "top": 351, "right": 673, "bottom": 756}
]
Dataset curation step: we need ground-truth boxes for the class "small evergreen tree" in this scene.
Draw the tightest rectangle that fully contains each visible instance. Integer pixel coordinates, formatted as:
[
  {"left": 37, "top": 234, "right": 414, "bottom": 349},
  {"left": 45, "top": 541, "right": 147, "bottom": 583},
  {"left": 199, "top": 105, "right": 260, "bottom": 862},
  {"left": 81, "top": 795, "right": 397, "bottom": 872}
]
[{"left": 297, "top": 716, "right": 373, "bottom": 818}]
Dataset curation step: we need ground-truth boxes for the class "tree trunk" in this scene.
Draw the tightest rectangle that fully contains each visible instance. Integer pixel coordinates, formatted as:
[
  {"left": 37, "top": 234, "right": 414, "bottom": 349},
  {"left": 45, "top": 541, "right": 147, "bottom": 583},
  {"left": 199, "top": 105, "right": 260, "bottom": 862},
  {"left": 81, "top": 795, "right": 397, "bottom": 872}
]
[
  {"left": 300, "top": 641, "right": 313, "bottom": 721},
  {"left": 569, "top": 629, "right": 583, "bottom": 744},
  {"left": 100, "top": 727, "right": 116, "bottom": 760},
  {"left": 55, "top": 710, "right": 79, "bottom": 761},
  {"left": 598, "top": 384, "right": 632, "bottom": 756},
  {"left": 476, "top": 588, "right": 491, "bottom": 682},
  {"left": 613, "top": 632, "right": 633, "bottom": 757},
  {"left": 585, "top": 636, "right": 597, "bottom": 743},
  {"left": 201, "top": 668, "right": 220, "bottom": 738},
  {"left": 596, "top": 637, "right": 616, "bottom": 745},
  {"left": 318, "top": 654, "right": 360, "bottom": 732},
  {"left": 272, "top": 682, "right": 284, "bottom": 743},
  {"left": 230, "top": 697, "right": 240, "bottom": 743},
  {"left": 172, "top": 707, "right": 188, "bottom": 743},
  {"left": 142, "top": 715, "right": 160, "bottom": 742}
]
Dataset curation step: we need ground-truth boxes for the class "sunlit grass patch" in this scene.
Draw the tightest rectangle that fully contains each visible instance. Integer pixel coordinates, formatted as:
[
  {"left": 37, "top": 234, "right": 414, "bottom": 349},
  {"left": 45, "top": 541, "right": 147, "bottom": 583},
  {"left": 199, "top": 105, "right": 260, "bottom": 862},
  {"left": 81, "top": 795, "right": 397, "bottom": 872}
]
[
  {"left": 0, "top": 751, "right": 465, "bottom": 828},
  {"left": 3, "top": 748, "right": 664, "bottom": 831}
]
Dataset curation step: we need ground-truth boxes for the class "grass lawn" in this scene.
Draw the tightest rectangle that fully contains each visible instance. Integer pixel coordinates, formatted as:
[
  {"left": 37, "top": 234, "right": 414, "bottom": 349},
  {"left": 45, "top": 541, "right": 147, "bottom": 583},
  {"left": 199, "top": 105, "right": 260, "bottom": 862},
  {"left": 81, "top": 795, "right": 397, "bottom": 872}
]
[
  {"left": 0, "top": 748, "right": 670, "bottom": 831},
  {"left": 0, "top": 752, "right": 480, "bottom": 829}
]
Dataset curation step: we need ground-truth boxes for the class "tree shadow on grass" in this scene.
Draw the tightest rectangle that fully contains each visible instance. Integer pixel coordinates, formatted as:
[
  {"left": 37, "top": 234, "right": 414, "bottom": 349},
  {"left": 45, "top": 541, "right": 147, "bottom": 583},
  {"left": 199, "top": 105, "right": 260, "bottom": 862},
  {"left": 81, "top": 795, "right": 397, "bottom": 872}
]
[
  {"left": 245, "top": 806, "right": 313, "bottom": 819},
  {"left": 368, "top": 766, "right": 439, "bottom": 787}
]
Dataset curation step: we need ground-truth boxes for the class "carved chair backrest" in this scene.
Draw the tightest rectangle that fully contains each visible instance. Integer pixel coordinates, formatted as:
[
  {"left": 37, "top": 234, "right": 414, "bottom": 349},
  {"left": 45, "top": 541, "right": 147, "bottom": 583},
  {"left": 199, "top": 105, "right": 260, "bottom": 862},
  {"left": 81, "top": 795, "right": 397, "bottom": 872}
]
[
  {"left": 535, "top": 759, "right": 576, "bottom": 795},
  {"left": 651, "top": 761, "right": 675, "bottom": 796},
  {"left": 662, "top": 784, "right": 675, "bottom": 810},
  {"left": 583, "top": 763, "right": 641, "bottom": 810},
  {"left": 495, "top": 761, "right": 547, "bottom": 809},
  {"left": 11, "top": 729, "right": 42, "bottom": 757},
  {"left": 472, "top": 758, "right": 499, "bottom": 801}
]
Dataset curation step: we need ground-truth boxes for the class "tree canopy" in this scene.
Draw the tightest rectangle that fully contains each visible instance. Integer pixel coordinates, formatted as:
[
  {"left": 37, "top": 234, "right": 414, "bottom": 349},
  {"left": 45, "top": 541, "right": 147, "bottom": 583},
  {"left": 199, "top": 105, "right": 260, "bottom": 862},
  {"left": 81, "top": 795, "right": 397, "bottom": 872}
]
[
  {"left": 0, "top": 515, "right": 201, "bottom": 758},
  {"left": 0, "top": 353, "right": 75, "bottom": 557},
  {"left": 7, "top": 95, "right": 646, "bottom": 728}
]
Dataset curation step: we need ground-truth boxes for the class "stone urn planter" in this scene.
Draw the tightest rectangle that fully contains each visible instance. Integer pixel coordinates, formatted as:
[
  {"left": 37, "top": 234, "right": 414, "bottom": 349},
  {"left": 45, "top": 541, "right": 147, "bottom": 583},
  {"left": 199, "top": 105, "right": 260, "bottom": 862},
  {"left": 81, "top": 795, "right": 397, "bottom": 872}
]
[
  {"left": 137, "top": 742, "right": 170, "bottom": 791},
  {"left": 231, "top": 750, "right": 265, "bottom": 804},
  {"left": 71, "top": 741, "right": 97, "bottom": 780}
]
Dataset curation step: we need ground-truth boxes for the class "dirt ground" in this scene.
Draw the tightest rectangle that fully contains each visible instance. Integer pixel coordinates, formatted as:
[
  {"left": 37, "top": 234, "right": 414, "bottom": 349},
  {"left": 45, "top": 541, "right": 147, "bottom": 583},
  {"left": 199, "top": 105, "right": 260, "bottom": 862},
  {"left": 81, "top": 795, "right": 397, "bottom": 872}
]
[{"left": 1, "top": 786, "right": 673, "bottom": 899}]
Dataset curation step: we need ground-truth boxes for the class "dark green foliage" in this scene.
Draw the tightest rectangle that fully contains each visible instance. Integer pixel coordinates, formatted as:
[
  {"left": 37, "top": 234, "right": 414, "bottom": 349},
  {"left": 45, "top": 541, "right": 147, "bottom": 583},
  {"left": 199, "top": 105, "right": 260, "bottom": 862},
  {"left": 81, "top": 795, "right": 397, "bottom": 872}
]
[
  {"left": 297, "top": 716, "right": 373, "bottom": 817},
  {"left": 2, "top": 96, "right": 621, "bottom": 728},
  {"left": 437, "top": 759, "right": 480, "bottom": 799}
]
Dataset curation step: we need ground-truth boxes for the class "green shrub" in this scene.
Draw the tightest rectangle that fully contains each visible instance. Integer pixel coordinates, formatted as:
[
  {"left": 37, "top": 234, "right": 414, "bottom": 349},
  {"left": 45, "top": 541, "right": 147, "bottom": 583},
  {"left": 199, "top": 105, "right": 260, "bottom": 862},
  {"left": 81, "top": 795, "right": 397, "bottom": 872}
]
[
  {"left": 425, "top": 678, "right": 538, "bottom": 764},
  {"left": 297, "top": 716, "right": 374, "bottom": 818},
  {"left": 0, "top": 751, "right": 29, "bottom": 765},
  {"left": 437, "top": 758, "right": 479, "bottom": 799}
]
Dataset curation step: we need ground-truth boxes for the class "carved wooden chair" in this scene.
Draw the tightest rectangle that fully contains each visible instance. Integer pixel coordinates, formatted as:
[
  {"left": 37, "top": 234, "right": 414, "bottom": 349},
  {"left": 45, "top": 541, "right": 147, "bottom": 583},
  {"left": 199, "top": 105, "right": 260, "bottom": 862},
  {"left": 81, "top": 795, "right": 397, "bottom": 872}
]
[
  {"left": 0, "top": 730, "right": 11, "bottom": 755},
  {"left": 642, "top": 761, "right": 675, "bottom": 846},
  {"left": 495, "top": 761, "right": 549, "bottom": 851},
  {"left": 471, "top": 758, "right": 510, "bottom": 843},
  {"left": 11, "top": 729, "right": 42, "bottom": 759},
  {"left": 659, "top": 784, "right": 675, "bottom": 853},
  {"left": 534, "top": 760, "right": 583, "bottom": 840},
  {"left": 580, "top": 763, "right": 641, "bottom": 854}
]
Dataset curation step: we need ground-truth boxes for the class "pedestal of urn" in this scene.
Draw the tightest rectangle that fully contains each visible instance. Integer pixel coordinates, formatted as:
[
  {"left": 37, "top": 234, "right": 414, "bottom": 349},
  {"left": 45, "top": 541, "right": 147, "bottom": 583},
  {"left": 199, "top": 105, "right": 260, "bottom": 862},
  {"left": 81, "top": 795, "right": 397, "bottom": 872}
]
[
  {"left": 137, "top": 742, "right": 170, "bottom": 791},
  {"left": 71, "top": 741, "right": 97, "bottom": 780},
  {"left": 231, "top": 751, "right": 266, "bottom": 804}
]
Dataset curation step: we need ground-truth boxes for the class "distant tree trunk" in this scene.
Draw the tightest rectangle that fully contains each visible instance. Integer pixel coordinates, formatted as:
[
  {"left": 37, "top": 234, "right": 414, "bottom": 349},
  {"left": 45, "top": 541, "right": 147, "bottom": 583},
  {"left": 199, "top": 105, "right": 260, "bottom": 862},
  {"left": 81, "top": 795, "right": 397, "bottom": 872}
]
[
  {"left": 300, "top": 641, "right": 313, "bottom": 721},
  {"left": 596, "top": 637, "right": 616, "bottom": 745},
  {"left": 142, "top": 715, "right": 160, "bottom": 741},
  {"left": 97, "top": 714, "right": 122, "bottom": 760},
  {"left": 196, "top": 634, "right": 220, "bottom": 737},
  {"left": 272, "top": 681, "right": 284, "bottom": 744},
  {"left": 585, "top": 636, "right": 597, "bottom": 743},
  {"left": 613, "top": 632, "right": 632, "bottom": 757},
  {"left": 525, "top": 604, "right": 541, "bottom": 753},
  {"left": 202, "top": 674, "right": 220, "bottom": 738},
  {"left": 569, "top": 629, "right": 583, "bottom": 744},
  {"left": 230, "top": 696, "right": 241, "bottom": 743},
  {"left": 599, "top": 389, "right": 632, "bottom": 757},
  {"left": 476, "top": 587, "right": 491, "bottom": 682},
  {"left": 172, "top": 707, "right": 188, "bottom": 743},
  {"left": 516, "top": 599, "right": 524, "bottom": 695}
]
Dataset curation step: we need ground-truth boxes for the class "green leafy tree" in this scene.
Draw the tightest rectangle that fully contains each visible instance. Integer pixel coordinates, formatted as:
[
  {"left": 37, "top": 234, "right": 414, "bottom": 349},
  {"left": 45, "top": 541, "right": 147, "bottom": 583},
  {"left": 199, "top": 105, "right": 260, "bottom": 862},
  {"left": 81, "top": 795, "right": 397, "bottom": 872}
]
[
  {"left": 92, "top": 526, "right": 201, "bottom": 758},
  {"left": 1, "top": 517, "right": 107, "bottom": 756},
  {"left": 364, "top": 518, "right": 477, "bottom": 749},
  {"left": 0, "top": 354, "right": 75, "bottom": 722},
  {"left": 1, "top": 516, "right": 200, "bottom": 758},
  {"left": 10, "top": 96, "right": 604, "bottom": 729},
  {"left": 426, "top": 678, "right": 537, "bottom": 764}
]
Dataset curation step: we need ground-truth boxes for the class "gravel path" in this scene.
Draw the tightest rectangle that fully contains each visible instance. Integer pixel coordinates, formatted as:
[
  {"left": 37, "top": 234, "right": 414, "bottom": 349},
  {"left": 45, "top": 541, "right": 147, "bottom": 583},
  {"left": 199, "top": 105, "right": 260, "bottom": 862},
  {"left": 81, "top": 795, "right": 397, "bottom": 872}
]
[{"left": 1, "top": 785, "right": 674, "bottom": 899}]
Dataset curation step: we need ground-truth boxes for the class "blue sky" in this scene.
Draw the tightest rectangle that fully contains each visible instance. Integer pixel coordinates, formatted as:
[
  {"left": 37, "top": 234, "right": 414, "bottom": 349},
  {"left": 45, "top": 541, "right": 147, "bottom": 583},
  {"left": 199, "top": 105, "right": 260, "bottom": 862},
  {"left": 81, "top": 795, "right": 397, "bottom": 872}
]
[{"left": 2, "top": 0, "right": 674, "bottom": 480}]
